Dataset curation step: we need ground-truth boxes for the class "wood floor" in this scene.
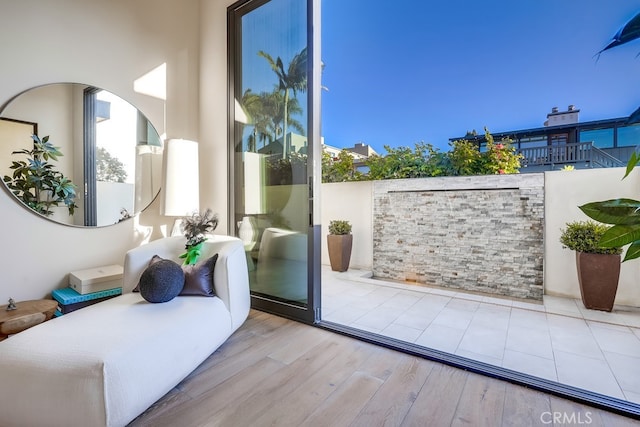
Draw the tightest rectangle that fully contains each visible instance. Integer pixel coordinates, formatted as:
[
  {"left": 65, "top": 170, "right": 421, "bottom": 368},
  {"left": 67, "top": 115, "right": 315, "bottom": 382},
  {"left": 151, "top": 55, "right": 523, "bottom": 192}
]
[{"left": 129, "top": 310, "right": 640, "bottom": 427}]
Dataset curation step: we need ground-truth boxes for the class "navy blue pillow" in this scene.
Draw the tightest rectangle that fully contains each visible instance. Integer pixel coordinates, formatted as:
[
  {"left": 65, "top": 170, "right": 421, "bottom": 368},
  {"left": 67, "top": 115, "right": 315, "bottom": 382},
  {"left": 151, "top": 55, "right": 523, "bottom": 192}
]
[{"left": 138, "top": 259, "right": 184, "bottom": 303}]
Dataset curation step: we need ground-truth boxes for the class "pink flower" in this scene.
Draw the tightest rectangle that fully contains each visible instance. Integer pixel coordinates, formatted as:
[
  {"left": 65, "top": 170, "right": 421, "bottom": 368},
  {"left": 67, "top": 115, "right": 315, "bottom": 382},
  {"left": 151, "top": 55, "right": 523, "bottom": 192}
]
[
  {"left": 499, "top": 169, "right": 506, "bottom": 174},
  {"left": 495, "top": 143, "right": 504, "bottom": 149}
]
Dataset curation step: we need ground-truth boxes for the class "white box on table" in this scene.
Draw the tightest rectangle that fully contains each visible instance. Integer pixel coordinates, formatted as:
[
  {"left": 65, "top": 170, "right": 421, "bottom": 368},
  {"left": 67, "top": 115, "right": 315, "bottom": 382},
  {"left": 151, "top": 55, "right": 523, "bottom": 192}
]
[{"left": 69, "top": 264, "right": 124, "bottom": 295}]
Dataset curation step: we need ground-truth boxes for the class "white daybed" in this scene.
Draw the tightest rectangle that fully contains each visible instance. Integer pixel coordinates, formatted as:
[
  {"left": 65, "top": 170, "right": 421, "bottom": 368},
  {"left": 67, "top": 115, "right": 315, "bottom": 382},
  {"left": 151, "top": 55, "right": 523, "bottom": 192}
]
[{"left": 0, "top": 235, "right": 250, "bottom": 427}]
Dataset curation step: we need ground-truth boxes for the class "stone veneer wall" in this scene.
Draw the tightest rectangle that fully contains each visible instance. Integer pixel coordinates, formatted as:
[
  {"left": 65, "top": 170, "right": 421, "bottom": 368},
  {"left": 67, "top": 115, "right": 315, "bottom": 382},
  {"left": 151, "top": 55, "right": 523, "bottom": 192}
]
[{"left": 373, "top": 174, "right": 544, "bottom": 300}]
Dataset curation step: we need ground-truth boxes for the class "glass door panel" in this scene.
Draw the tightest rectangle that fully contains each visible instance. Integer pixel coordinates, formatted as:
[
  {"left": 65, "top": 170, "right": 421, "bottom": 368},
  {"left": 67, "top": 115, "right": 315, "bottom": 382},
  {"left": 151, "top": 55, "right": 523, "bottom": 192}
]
[{"left": 229, "top": 0, "right": 320, "bottom": 323}]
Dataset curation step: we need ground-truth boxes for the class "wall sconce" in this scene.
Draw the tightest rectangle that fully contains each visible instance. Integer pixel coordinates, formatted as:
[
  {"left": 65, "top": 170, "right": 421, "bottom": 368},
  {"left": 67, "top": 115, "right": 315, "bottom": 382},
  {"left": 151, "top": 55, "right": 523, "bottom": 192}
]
[{"left": 162, "top": 139, "right": 199, "bottom": 235}]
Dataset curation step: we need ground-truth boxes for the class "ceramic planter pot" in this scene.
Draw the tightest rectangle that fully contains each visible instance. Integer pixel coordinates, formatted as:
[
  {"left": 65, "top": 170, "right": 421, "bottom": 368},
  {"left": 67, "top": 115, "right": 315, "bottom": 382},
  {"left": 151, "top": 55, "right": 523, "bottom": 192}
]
[
  {"left": 576, "top": 252, "right": 621, "bottom": 312},
  {"left": 327, "top": 234, "right": 353, "bottom": 272}
]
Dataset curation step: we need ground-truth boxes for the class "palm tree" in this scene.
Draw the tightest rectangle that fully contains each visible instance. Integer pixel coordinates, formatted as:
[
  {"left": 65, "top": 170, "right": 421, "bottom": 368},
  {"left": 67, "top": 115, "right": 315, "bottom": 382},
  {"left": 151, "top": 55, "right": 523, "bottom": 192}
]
[
  {"left": 241, "top": 89, "right": 271, "bottom": 152},
  {"left": 258, "top": 47, "right": 307, "bottom": 158},
  {"left": 261, "top": 89, "right": 305, "bottom": 144}
]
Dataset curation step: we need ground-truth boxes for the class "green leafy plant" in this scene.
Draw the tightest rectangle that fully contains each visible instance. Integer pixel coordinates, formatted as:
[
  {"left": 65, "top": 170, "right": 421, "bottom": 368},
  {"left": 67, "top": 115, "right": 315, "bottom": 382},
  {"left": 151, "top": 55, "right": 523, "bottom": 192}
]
[
  {"left": 322, "top": 150, "right": 364, "bottom": 183},
  {"left": 478, "top": 127, "right": 522, "bottom": 175},
  {"left": 366, "top": 142, "right": 448, "bottom": 180},
  {"left": 3, "top": 134, "right": 78, "bottom": 217},
  {"left": 179, "top": 208, "right": 219, "bottom": 265},
  {"left": 560, "top": 221, "right": 622, "bottom": 255},
  {"left": 328, "top": 220, "right": 352, "bottom": 235},
  {"left": 448, "top": 139, "right": 482, "bottom": 176},
  {"left": 579, "top": 154, "right": 640, "bottom": 261},
  {"left": 576, "top": 11, "right": 640, "bottom": 262},
  {"left": 362, "top": 129, "right": 520, "bottom": 181}
]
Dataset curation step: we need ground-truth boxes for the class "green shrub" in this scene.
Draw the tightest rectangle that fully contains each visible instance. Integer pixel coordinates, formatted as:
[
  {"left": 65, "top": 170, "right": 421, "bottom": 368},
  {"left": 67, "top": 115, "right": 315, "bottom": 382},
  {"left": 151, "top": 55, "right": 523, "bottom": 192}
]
[
  {"left": 321, "top": 129, "right": 522, "bottom": 182},
  {"left": 481, "top": 128, "right": 522, "bottom": 175},
  {"left": 365, "top": 142, "right": 448, "bottom": 180},
  {"left": 322, "top": 150, "right": 364, "bottom": 183},
  {"left": 448, "top": 139, "right": 483, "bottom": 175},
  {"left": 560, "top": 221, "right": 622, "bottom": 255},
  {"left": 328, "top": 220, "right": 352, "bottom": 235}
]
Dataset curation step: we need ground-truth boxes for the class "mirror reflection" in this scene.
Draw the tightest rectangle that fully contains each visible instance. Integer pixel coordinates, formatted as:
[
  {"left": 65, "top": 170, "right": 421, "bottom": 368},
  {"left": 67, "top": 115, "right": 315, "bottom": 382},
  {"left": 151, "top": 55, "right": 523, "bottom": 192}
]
[{"left": 0, "top": 83, "right": 163, "bottom": 227}]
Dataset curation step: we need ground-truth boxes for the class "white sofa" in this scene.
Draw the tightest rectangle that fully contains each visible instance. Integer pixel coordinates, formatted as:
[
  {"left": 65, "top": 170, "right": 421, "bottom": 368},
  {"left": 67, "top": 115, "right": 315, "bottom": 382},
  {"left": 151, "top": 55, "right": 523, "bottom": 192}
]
[{"left": 0, "top": 235, "right": 250, "bottom": 427}]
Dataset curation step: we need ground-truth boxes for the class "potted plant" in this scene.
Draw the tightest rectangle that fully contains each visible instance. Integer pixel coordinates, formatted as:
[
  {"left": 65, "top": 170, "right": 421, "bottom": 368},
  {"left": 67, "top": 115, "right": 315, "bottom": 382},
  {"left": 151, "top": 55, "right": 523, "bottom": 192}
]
[
  {"left": 3, "top": 134, "right": 78, "bottom": 217},
  {"left": 560, "top": 220, "right": 623, "bottom": 311},
  {"left": 327, "top": 220, "right": 352, "bottom": 272},
  {"left": 179, "top": 209, "right": 219, "bottom": 265}
]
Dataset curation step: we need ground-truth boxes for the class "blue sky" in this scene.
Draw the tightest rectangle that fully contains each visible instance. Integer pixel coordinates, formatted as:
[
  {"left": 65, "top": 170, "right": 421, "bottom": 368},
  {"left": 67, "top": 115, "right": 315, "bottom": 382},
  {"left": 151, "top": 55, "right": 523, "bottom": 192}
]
[{"left": 321, "top": 1, "right": 640, "bottom": 154}]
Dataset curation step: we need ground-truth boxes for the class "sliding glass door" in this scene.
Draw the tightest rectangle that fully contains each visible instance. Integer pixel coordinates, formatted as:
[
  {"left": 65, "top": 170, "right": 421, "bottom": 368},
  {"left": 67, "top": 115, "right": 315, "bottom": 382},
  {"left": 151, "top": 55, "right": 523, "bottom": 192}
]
[{"left": 228, "top": 0, "right": 321, "bottom": 323}]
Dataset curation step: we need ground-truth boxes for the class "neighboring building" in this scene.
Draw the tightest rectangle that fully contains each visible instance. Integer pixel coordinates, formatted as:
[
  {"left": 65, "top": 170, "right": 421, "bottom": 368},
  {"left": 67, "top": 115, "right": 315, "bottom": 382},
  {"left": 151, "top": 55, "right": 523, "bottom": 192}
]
[
  {"left": 323, "top": 141, "right": 378, "bottom": 172},
  {"left": 450, "top": 105, "right": 638, "bottom": 171},
  {"left": 348, "top": 142, "right": 378, "bottom": 157},
  {"left": 258, "top": 132, "right": 309, "bottom": 157},
  {"left": 544, "top": 105, "right": 580, "bottom": 127},
  {"left": 322, "top": 142, "right": 345, "bottom": 159}
]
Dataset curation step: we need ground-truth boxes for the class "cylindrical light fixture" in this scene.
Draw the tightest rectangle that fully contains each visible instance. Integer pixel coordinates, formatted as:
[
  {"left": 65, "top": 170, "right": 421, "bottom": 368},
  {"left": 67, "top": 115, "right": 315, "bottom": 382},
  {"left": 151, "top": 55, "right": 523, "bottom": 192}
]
[{"left": 162, "top": 139, "right": 200, "bottom": 217}]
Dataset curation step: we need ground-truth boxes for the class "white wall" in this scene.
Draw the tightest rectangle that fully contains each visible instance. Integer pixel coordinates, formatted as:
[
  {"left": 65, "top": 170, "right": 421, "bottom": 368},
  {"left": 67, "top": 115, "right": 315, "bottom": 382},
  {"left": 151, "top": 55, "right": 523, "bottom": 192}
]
[
  {"left": 323, "top": 170, "right": 640, "bottom": 308},
  {"left": 0, "top": 0, "right": 207, "bottom": 301},
  {"left": 545, "top": 168, "right": 640, "bottom": 306},
  {"left": 97, "top": 182, "right": 134, "bottom": 226},
  {"left": 320, "top": 181, "right": 373, "bottom": 270},
  {"left": 200, "top": 0, "right": 236, "bottom": 236}
]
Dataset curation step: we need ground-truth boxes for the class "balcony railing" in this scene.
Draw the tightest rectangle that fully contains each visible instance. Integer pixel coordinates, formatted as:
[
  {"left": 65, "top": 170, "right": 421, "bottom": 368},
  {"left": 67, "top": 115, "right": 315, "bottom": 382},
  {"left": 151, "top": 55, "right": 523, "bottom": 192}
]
[{"left": 517, "top": 142, "right": 625, "bottom": 169}]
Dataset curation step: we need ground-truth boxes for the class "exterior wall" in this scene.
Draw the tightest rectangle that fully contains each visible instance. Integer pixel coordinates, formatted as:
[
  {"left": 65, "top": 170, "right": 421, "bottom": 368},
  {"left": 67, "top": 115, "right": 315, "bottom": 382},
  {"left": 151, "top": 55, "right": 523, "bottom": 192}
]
[
  {"left": 373, "top": 175, "right": 545, "bottom": 300},
  {"left": 321, "top": 181, "right": 373, "bottom": 270},
  {"left": 321, "top": 168, "right": 640, "bottom": 308},
  {"left": 545, "top": 168, "right": 640, "bottom": 306}
]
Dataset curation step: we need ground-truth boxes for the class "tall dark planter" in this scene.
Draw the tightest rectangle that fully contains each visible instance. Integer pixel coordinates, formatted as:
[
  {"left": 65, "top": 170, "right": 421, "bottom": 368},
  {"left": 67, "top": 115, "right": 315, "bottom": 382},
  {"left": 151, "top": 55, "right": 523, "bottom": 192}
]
[
  {"left": 576, "top": 252, "right": 621, "bottom": 312},
  {"left": 327, "top": 234, "right": 353, "bottom": 272}
]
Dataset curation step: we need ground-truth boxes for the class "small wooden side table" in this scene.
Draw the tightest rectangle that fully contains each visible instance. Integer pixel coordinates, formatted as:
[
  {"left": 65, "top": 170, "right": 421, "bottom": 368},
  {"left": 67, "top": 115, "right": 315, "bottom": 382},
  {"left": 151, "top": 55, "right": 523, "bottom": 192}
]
[{"left": 0, "top": 299, "right": 57, "bottom": 341}]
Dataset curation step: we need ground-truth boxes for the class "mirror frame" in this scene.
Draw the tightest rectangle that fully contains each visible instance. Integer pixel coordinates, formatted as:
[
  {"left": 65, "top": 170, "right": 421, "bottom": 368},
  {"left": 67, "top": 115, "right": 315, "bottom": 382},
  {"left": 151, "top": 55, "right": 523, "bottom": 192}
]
[{"left": 0, "top": 83, "right": 163, "bottom": 227}]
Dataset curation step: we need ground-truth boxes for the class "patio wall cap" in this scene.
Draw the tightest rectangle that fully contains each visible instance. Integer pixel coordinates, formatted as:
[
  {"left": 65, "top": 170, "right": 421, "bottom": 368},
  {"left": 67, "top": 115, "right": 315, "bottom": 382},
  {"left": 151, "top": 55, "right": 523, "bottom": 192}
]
[{"left": 373, "top": 173, "right": 544, "bottom": 193}]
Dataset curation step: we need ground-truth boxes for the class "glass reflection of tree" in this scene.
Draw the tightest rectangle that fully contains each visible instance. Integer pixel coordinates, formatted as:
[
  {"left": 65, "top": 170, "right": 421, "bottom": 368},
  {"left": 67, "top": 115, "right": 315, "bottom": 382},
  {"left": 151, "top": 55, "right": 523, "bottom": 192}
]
[
  {"left": 253, "top": 47, "right": 307, "bottom": 159},
  {"left": 242, "top": 89, "right": 305, "bottom": 153},
  {"left": 96, "top": 147, "right": 127, "bottom": 183}
]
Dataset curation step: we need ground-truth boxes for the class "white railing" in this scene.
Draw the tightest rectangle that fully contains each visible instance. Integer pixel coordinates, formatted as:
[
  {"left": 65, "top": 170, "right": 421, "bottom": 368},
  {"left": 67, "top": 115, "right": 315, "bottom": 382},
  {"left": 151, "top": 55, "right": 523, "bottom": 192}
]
[{"left": 517, "top": 142, "right": 625, "bottom": 168}]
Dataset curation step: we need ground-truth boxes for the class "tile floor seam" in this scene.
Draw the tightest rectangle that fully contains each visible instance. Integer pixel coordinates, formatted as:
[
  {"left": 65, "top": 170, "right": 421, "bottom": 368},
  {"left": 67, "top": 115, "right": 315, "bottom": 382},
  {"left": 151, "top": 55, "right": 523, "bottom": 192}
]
[{"left": 322, "top": 267, "right": 639, "bottom": 402}]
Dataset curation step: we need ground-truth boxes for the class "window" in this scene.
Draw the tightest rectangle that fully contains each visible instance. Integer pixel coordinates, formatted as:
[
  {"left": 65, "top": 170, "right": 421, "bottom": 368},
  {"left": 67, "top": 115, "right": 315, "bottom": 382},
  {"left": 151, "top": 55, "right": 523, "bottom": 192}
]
[
  {"left": 580, "top": 128, "right": 614, "bottom": 148},
  {"left": 617, "top": 124, "right": 640, "bottom": 147}
]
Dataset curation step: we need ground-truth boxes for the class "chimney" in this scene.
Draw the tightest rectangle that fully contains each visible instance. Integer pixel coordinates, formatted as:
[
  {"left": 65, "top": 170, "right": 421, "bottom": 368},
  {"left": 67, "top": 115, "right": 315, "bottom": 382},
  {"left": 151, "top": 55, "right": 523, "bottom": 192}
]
[
  {"left": 551, "top": 107, "right": 559, "bottom": 113},
  {"left": 568, "top": 104, "right": 575, "bottom": 111}
]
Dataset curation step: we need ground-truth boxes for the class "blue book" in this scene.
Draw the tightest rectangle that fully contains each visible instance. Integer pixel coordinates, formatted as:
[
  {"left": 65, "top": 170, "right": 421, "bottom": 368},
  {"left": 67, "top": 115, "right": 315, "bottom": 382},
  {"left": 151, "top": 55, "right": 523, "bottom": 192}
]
[{"left": 52, "top": 287, "right": 122, "bottom": 305}]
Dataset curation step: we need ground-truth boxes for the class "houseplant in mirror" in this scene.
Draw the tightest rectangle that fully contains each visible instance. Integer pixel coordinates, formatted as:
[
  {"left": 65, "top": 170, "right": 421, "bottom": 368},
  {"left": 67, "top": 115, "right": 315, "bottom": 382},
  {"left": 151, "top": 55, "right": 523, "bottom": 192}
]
[
  {"left": 3, "top": 134, "right": 77, "bottom": 217},
  {"left": 327, "top": 220, "right": 353, "bottom": 272},
  {"left": 560, "top": 220, "right": 623, "bottom": 311}
]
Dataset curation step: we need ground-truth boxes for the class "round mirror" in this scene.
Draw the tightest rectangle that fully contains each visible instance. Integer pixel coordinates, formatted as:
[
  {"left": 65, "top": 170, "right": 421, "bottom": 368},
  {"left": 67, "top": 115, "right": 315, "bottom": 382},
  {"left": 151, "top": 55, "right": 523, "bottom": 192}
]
[{"left": 0, "top": 83, "right": 163, "bottom": 227}]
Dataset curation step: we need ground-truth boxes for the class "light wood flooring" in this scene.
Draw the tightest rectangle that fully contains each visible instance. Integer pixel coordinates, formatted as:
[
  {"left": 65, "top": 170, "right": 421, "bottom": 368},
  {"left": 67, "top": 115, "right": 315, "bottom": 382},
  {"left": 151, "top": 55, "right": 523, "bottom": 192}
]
[{"left": 129, "top": 310, "right": 640, "bottom": 427}]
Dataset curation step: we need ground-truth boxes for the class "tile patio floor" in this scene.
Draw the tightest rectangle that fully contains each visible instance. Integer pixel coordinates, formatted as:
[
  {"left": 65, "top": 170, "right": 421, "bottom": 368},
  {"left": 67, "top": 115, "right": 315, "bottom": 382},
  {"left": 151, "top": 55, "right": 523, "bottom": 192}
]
[{"left": 321, "top": 266, "right": 640, "bottom": 404}]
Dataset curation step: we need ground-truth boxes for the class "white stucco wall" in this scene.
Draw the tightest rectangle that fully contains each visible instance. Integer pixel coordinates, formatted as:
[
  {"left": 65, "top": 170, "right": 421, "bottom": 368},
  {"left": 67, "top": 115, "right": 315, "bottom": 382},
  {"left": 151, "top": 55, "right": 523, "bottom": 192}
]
[
  {"left": 320, "top": 181, "right": 373, "bottom": 270},
  {"left": 545, "top": 168, "right": 640, "bottom": 306},
  {"left": 0, "top": 0, "right": 207, "bottom": 301}
]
